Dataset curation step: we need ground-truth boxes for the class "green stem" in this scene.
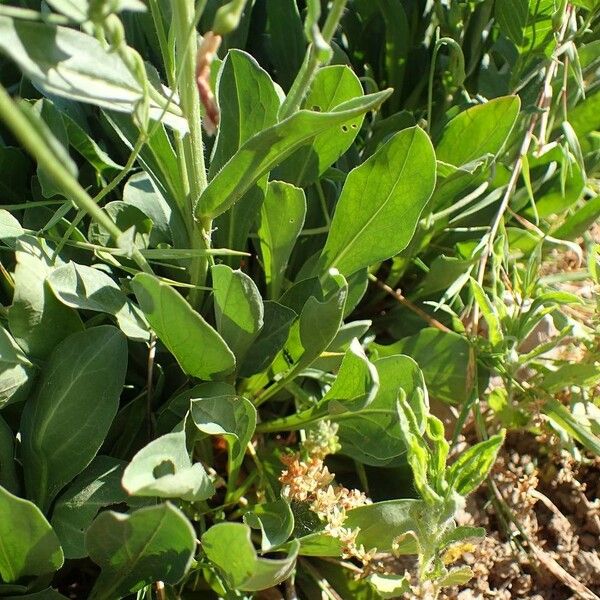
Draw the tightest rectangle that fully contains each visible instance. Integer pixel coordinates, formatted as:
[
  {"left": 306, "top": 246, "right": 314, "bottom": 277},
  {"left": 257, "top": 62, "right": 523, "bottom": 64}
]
[
  {"left": 278, "top": 0, "right": 349, "bottom": 120},
  {"left": 173, "top": 0, "right": 211, "bottom": 302},
  {"left": 0, "top": 86, "right": 152, "bottom": 274},
  {"left": 256, "top": 405, "right": 328, "bottom": 433}
]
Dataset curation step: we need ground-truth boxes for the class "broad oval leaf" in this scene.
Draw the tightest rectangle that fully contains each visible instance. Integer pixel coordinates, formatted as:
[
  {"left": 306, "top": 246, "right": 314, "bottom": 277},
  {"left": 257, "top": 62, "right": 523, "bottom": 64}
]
[
  {"left": 336, "top": 355, "right": 428, "bottom": 466},
  {"left": 195, "top": 89, "right": 393, "bottom": 219},
  {"left": 210, "top": 49, "right": 282, "bottom": 177},
  {"left": 190, "top": 395, "right": 257, "bottom": 471},
  {"left": 298, "top": 499, "right": 422, "bottom": 556},
  {"left": 243, "top": 498, "right": 294, "bottom": 552},
  {"left": 435, "top": 96, "right": 521, "bottom": 167},
  {"left": 132, "top": 273, "right": 235, "bottom": 380},
  {"left": 21, "top": 325, "right": 128, "bottom": 511},
  {"left": 324, "top": 339, "right": 380, "bottom": 414},
  {"left": 257, "top": 181, "right": 307, "bottom": 299},
  {"left": 211, "top": 264, "right": 264, "bottom": 365},
  {"left": 8, "top": 238, "right": 83, "bottom": 360},
  {"left": 122, "top": 429, "right": 215, "bottom": 502},
  {"left": 374, "top": 328, "right": 472, "bottom": 405},
  {"left": 86, "top": 503, "right": 196, "bottom": 600},
  {"left": 51, "top": 456, "right": 145, "bottom": 559},
  {"left": 202, "top": 522, "right": 299, "bottom": 592},
  {"left": 0, "top": 485, "right": 64, "bottom": 583},
  {"left": 48, "top": 262, "right": 149, "bottom": 342},
  {"left": 319, "top": 126, "right": 436, "bottom": 278},
  {"left": 268, "top": 272, "right": 348, "bottom": 385}
]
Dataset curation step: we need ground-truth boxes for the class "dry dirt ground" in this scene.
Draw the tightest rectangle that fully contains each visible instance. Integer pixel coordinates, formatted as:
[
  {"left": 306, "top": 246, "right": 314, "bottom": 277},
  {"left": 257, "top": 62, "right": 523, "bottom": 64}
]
[{"left": 441, "top": 431, "right": 600, "bottom": 600}]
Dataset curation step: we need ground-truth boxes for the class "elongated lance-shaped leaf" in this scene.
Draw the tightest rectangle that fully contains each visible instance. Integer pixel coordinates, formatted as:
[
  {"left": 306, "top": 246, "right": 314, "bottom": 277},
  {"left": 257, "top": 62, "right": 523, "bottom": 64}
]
[
  {"left": 195, "top": 89, "right": 392, "bottom": 219},
  {"left": 132, "top": 273, "right": 236, "bottom": 380},
  {"left": 319, "top": 126, "right": 436, "bottom": 278},
  {"left": 211, "top": 264, "right": 264, "bottom": 365},
  {"left": 257, "top": 181, "right": 306, "bottom": 299},
  {"left": 20, "top": 326, "right": 128, "bottom": 512}
]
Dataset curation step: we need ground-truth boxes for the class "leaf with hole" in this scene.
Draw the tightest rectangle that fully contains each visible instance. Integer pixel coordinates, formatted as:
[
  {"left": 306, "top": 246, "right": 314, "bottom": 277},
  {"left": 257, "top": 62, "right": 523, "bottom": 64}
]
[
  {"left": 195, "top": 89, "right": 393, "bottom": 219},
  {"left": 122, "top": 428, "right": 215, "bottom": 502}
]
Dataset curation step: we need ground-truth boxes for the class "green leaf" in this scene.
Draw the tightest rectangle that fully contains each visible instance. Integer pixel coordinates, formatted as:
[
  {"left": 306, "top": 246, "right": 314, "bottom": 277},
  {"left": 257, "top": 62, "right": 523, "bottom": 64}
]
[
  {"left": 156, "top": 382, "right": 236, "bottom": 435},
  {"left": 122, "top": 428, "right": 215, "bottom": 502},
  {"left": 275, "top": 65, "right": 366, "bottom": 187},
  {"left": 202, "top": 522, "right": 299, "bottom": 592},
  {"left": 0, "top": 485, "right": 63, "bottom": 583},
  {"left": 0, "top": 18, "right": 141, "bottom": 113},
  {"left": 337, "top": 355, "right": 428, "bottom": 466},
  {"left": 469, "top": 279, "right": 503, "bottom": 346},
  {"left": 51, "top": 456, "right": 142, "bottom": 559},
  {"left": 543, "top": 397, "right": 600, "bottom": 456},
  {"left": 132, "top": 273, "right": 235, "bottom": 380},
  {"left": 269, "top": 272, "right": 348, "bottom": 384},
  {"left": 243, "top": 498, "right": 294, "bottom": 552},
  {"left": 88, "top": 201, "right": 152, "bottom": 250},
  {"left": 366, "top": 573, "right": 410, "bottom": 599},
  {"left": 8, "top": 238, "right": 83, "bottom": 360},
  {"left": 46, "top": 0, "right": 145, "bottom": 22},
  {"left": 195, "top": 90, "right": 393, "bottom": 219},
  {"left": 298, "top": 499, "right": 421, "bottom": 556},
  {"left": 86, "top": 503, "right": 196, "bottom": 600},
  {"left": 211, "top": 264, "right": 264, "bottom": 365},
  {"left": 553, "top": 194, "right": 600, "bottom": 241},
  {"left": 438, "top": 566, "right": 474, "bottom": 587},
  {"left": 0, "top": 417, "right": 18, "bottom": 495},
  {"left": 190, "top": 395, "right": 257, "bottom": 471},
  {"left": 447, "top": 432, "right": 505, "bottom": 496},
  {"left": 264, "top": 0, "right": 305, "bottom": 91},
  {"left": 495, "top": 0, "right": 529, "bottom": 44},
  {"left": 435, "top": 96, "right": 521, "bottom": 167},
  {"left": 210, "top": 49, "right": 282, "bottom": 177},
  {"left": 324, "top": 339, "right": 380, "bottom": 414},
  {"left": 0, "top": 17, "right": 183, "bottom": 128},
  {"left": 209, "top": 49, "right": 281, "bottom": 259},
  {"left": 21, "top": 326, "right": 128, "bottom": 511},
  {"left": 257, "top": 181, "right": 306, "bottom": 299},
  {"left": 376, "top": 0, "right": 409, "bottom": 113},
  {"left": 319, "top": 127, "right": 436, "bottom": 278},
  {"left": 0, "top": 209, "right": 25, "bottom": 248},
  {"left": 375, "top": 329, "right": 472, "bottom": 405},
  {"left": 0, "top": 325, "right": 34, "bottom": 409},
  {"left": 542, "top": 363, "right": 600, "bottom": 393},
  {"left": 239, "top": 301, "right": 297, "bottom": 377},
  {"left": 439, "top": 525, "right": 486, "bottom": 549},
  {"left": 48, "top": 262, "right": 149, "bottom": 342},
  {"left": 123, "top": 172, "right": 186, "bottom": 248}
]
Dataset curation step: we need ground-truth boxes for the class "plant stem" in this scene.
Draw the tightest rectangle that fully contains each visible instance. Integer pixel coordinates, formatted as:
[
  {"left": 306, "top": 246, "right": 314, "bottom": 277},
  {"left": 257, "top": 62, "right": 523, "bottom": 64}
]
[
  {"left": 173, "top": 0, "right": 211, "bottom": 302},
  {"left": 278, "top": 0, "right": 348, "bottom": 119},
  {"left": 0, "top": 85, "right": 153, "bottom": 274}
]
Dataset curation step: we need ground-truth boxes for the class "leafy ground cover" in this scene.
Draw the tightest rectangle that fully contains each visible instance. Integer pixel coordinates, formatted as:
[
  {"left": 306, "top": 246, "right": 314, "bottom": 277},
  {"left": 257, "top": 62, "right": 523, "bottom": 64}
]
[{"left": 0, "top": 0, "right": 598, "bottom": 599}]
